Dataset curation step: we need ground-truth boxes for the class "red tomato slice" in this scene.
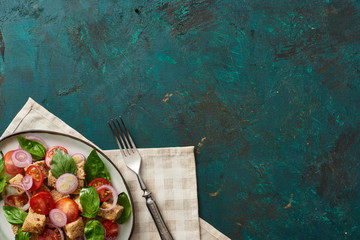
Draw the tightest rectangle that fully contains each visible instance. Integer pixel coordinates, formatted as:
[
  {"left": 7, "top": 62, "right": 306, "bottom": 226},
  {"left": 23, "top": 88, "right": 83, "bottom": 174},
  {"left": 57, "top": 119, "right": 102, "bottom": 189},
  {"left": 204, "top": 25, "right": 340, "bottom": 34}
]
[
  {"left": 45, "top": 146, "right": 68, "bottom": 168},
  {"left": 38, "top": 228, "right": 60, "bottom": 240},
  {"left": 6, "top": 195, "right": 28, "bottom": 208},
  {"left": 30, "top": 191, "right": 55, "bottom": 215},
  {"left": 4, "top": 150, "right": 24, "bottom": 175},
  {"left": 25, "top": 165, "right": 44, "bottom": 191},
  {"left": 102, "top": 220, "right": 119, "bottom": 240},
  {"left": 55, "top": 198, "right": 79, "bottom": 223},
  {"left": 88, "top": 178, "right": 112, "bottom": 202}
]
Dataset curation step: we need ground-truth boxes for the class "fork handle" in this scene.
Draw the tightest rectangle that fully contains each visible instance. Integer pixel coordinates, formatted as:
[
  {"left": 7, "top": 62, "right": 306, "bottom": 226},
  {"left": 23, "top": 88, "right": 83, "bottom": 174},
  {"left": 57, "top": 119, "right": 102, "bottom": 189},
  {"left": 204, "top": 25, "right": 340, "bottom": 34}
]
[{"left": 144, "top": 191, "right": 174, "bottom": 240}]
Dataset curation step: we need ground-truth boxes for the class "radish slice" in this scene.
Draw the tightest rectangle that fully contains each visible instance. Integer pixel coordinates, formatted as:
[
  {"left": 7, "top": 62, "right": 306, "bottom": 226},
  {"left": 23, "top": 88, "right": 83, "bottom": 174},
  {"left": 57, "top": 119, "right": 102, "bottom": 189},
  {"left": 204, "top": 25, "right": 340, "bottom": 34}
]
[
  {"left": 22, "top": 175, "right": 33, "bottom": 191},
  {"left": 49, "top": 209, "right": 67, "bottom": 227},
  {"left": 11, "top": 149, "right": 32, "bottom": 168},
  {"left": 46, "top": 223, "right": 65, "bottom": 240},
  {"left": 98, "top": 185, "right": 118, "bottom": 211},
  {"left": 25, "top": 135, "right": 48, "bottom": 150},
  {"left": 56, "top": 173, "right": 78, "bottom": 194},
  {"left": 71, "top": 153, "right": 86, "bottom": 164},
  {"left": 2, "top": 184, "right": 31, "bottom": 211}
]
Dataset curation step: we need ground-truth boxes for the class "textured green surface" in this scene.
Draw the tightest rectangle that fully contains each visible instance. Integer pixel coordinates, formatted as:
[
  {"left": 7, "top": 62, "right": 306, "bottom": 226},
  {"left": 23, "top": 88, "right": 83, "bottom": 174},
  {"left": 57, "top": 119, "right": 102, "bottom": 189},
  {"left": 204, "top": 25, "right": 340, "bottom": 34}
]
[{"left": 1, "top": 0, "right": 360, "bottom": 239}]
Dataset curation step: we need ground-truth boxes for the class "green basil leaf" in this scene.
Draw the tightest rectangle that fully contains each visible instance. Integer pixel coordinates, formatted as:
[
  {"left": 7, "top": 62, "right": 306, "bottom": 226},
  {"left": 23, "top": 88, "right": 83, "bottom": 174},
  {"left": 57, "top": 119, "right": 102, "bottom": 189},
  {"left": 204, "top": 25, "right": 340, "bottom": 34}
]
[
  {"left": 116, "top": 192, "right": 132, "bottom": 224},
  {"left": 17, "top": 137, "right": 46, "bottom": 161},
  {"left": 3, "top": 206, "right": 28, "bottom": 224},
  {"left": 15, "top": 227, "right": 31, "bottom": 240},
  {"left": 0, "top": 151, "right": 4, "bottom": 173},
  {"left": 84, "top": 150, "right": 111, "bottom": 184},
  {"left": 84, "top": 220, "right": 104, "bottom": 240},
  {"left": 0, "top": 177, "right": 7, "bottom": 194},
  {"left": 50, "top": 149, "right": 77, "bottom": 178},
  {"left": 80, "top": 187, "right": 100, "bottom": 218}
]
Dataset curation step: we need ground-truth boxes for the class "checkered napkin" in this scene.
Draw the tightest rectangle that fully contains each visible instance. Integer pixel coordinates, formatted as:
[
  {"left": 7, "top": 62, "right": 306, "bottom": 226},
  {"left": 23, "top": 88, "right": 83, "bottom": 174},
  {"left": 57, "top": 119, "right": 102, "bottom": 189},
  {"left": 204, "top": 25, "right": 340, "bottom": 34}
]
[{"left": 1, "top": 98, "right": 231, "bottom": 240}]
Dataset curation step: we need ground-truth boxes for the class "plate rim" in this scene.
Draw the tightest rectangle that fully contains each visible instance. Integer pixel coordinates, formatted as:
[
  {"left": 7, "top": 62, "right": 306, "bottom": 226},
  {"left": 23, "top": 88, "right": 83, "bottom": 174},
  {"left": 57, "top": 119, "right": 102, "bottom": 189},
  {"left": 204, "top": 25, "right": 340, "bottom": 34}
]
[{"left": 0, "top": 130, "right": 135, "bottom": 240}]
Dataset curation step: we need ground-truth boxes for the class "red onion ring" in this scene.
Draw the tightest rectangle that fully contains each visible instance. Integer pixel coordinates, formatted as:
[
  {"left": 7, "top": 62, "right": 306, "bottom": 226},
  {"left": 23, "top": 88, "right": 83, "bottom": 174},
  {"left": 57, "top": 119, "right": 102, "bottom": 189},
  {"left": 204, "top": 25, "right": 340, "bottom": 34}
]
[
  {"left": 98, "top": 185, "right": 118, "bottom": 211},
  {"left": 2, "top": 184, "right": 31, "bottom": 211},
  {"left": 103, "top": 227, "right": 107, "bottom": 240},
  {"left": 56, "top": 173, "right": 78, "bottom": 194},
  {"left": 22, "top": 175, "right": 33, "bottom": 191},
  {"left": 104, "top": 226, "right": 118, "bottom": 240},
  {"left": 49, "top": 208, "right": 67, "bottom": 227},
  {"left": 105, "top": 236, "right": 117, "bottom": 240},
  {"left": 46, "top": 223, "right": 65, "bottom": 240},
  {"left": 11, "top": 149, "right": 32, "bottom": 168},
  {"left": 71, "top": 153, "right": 86, "bottom": 164}
]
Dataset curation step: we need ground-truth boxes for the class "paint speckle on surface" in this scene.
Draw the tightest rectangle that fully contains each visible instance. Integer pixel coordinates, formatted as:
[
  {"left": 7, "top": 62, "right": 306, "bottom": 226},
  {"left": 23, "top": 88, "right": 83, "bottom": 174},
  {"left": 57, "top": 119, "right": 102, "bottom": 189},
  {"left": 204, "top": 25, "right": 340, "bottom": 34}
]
[
  {"left": 283, "top": 194, "right": 294, "bottom": 209},
  {"left": 209, "top": 187, "right": 221, "bottom": 197},
  {"left": 162, "top": 93, "right": 173, "bottom": 102},
  {"left": 196, "top": 137, "right": 207, "bottom": 154},
  {"left": 57, "top": 85, "right": 82, "bottom": 96}
]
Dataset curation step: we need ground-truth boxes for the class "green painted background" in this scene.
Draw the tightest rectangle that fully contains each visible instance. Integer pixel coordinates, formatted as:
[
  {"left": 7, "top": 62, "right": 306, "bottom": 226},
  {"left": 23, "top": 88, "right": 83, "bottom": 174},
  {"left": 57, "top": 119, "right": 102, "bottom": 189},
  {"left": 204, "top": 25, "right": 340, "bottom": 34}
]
[{"left": 1, "top": 0, "right": 360, "bottom": 239}]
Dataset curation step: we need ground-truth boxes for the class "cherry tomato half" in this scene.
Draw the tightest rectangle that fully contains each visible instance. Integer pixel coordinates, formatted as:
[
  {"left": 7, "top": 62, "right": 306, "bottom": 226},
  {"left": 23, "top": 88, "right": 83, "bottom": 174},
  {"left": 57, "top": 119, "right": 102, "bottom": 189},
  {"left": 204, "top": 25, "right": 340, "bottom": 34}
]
[
  {"left": 6, "top": 195, "right": 28, "bottom": 208},
  {"left": 30, "top": 191, "right": 55, "bottom": 215},
  {"left": 4, "top": 150, "right": 24, "bottom": 175},
  {"left": 102, "top": 220, "right": 119, "bottom": 240},
  {"left": 55, "top": 198, "right": 79, "bottom": 223},
  {"left": 38, "top": 228, "right": 60, "bottom": 240},
  {"left": 88, "top": 178, "right": 112, "bottom": 202},
  {"left": 25, "top": 165, "right": 44, "bottom": 191},
  {"left": 45, "top": 146, "right": 68, "bottom": 168}
]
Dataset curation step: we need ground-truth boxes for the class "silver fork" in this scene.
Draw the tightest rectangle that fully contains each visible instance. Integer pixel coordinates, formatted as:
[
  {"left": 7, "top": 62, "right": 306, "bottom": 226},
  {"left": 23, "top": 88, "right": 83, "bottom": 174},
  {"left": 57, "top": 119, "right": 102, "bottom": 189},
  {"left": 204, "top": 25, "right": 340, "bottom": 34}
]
[{"left": 108, "top": 117, "right": 174, "bottom": 240}]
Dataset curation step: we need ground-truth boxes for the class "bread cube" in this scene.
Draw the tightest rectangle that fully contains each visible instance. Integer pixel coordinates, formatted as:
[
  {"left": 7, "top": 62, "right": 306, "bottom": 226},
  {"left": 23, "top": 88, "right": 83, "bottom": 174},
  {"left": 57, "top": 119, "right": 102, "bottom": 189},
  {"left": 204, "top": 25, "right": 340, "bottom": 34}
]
[
  {"left": 30, "top": 234, "right": 39, "bottom": 240},
  {"left": 76, "top": 161, "right": 85, "bottom": 180},
  {"left": 25, "top": 161, "right": 49, "bottom": 179},
  {"left": 50, "top": 189, "right": 70, "bottom": 202},
  {"left": 9, "top": 174, "right": 24, "bottom": 194},
  {"left": 73, "top": 195, "right": 83, "bottom": 212},
  {"left": 95, "top": 216, "right": 105, "bottom": 222},
  {"left": 72, "top": 180, "right": 84, "bottom": 194},
  {"left": 22, "top": 208, "right": 46, "bottom": 234},
  {"left": 11, "top": 224, "right": 20, "bottom": 234},
  {"left": 47, "top": 171, "right": 57, "bottom": 188},
  {"left": 64, "top": 217, "right": 84, "bottom": 239},
  {"left": 97, "top": 202, "right": 124, "bottom": 221}
]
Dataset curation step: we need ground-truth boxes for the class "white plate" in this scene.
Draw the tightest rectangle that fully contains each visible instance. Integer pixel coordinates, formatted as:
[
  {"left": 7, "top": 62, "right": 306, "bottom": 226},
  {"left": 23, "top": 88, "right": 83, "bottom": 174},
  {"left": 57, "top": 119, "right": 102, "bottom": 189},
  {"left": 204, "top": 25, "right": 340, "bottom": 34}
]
[{"left": 0, "top": 131, "right": 134, "bottom": 240}]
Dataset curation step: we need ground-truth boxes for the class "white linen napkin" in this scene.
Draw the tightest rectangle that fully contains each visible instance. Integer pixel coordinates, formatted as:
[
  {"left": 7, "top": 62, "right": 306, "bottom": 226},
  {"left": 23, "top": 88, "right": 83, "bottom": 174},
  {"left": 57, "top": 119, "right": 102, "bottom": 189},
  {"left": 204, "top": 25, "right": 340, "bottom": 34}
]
[{"left": 1, "top": 98, "right": 231, "bottom": 240}]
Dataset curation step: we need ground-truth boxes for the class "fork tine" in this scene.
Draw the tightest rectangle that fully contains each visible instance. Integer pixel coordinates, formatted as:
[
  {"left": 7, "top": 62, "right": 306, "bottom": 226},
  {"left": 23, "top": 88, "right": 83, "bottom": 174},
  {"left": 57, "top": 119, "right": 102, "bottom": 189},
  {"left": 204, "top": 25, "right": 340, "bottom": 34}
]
[
  {"left": 108, "top": 121, "right": 125, "bottom": 157},
  {"left": 115, "top": 118, "right": 135, "bottom": 153},
  {"left": 114, "top": 118, "right": 132, "bottom": 156},
  {"left": 108, "top": 119, "right": 129, "bottom": 156},
  {"left": 120, "top": 117, "right": 137, "bottom": 150},
  {"left": 108, "top": 120, "right": 125, "bottom": 157}
]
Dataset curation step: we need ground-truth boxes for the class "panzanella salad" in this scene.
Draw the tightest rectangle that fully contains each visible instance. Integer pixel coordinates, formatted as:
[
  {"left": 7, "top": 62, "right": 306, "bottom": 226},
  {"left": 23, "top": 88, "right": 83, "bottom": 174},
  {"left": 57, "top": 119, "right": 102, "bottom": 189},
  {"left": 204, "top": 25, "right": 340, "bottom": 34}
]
[{"left": 0, "top": 136, "right": 131, "bottom": 240}]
